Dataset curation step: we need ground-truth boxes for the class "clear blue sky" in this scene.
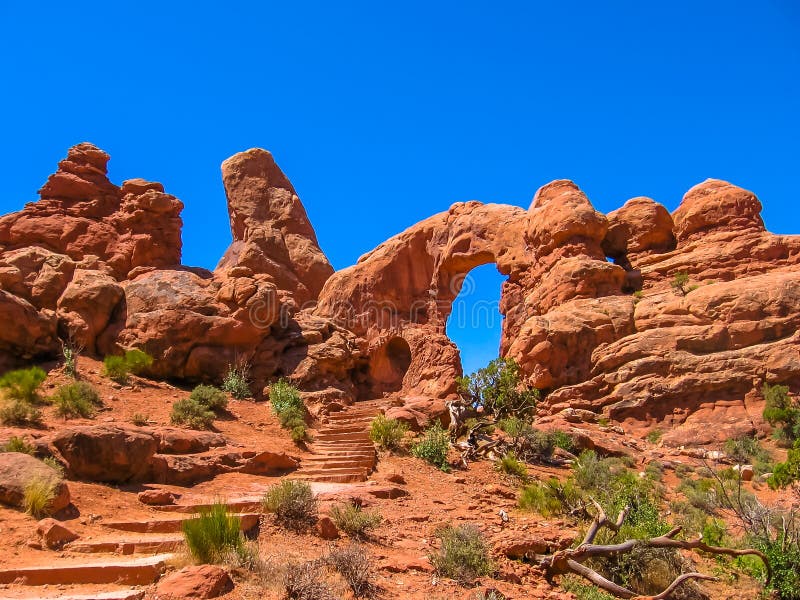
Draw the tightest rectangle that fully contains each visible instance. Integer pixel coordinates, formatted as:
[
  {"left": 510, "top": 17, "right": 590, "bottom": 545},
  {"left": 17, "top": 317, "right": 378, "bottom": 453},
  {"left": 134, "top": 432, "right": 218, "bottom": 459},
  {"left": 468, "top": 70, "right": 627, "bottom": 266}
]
[{"left": 1, "top": 1, "right": 798, "bottom": 374}]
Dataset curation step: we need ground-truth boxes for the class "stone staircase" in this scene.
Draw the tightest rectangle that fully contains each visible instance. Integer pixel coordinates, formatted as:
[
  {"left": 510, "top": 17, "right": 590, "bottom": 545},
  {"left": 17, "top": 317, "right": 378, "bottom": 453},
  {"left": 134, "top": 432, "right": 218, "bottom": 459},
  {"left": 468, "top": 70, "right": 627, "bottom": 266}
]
[{"left": 296, "top": 399, "right": 388, "bottom": 483}]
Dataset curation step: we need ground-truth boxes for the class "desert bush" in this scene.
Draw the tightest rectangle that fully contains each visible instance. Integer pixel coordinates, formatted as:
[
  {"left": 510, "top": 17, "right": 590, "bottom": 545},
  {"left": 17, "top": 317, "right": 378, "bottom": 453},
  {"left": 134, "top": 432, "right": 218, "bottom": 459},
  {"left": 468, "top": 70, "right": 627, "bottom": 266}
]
[
  {"left": 369, "top": 414, "right": 407, "bottom": 450},
  {"left": 561, "top": 575, "right": 615, "bottom": 600},
  {"left": 645, "top": 429, "right": 663, "bottom": 444},
  {"left": 497, "top": 415, "right": 531, "bottom": 437},
  {"left": 472, "top": 591, "right": 508, "bottom": 600},
  {"left": 456, "top": 357, "right": 539, "bottom": 419},
  {"left": 1, "top": 436, "right": 34, "bottom": 454},
  {"left": 61, "top": 341, "right": 79, "bottom": 378},
  {"left": 262, "top": 480, "right": 318, "bottom": 528},
  {"left": 42, "top": 456, "right": 65, "bottom": 477},
  {"left": 412, "top": 421, "right": 450, "bottom": 471},
  {"left": 496, "top": 451, "right": 528, "bottom": 480},
  {"left": 428, "top": 523, "right": 492, "bottom": 584},
  {"left": 52, "top": 381, "right": 102, "bottom": 419},
  {"left": 102, "top": 349, "right": 153, "bottom": 383},
  {"left": 189, "top": 384, "right": 228, "bottom": 412},
  {"left": 182, "top": 502, "right": 243, "bottom": 564},
  {"left": 130, "top": 412, "right": 149, "bottom": 426},
  {"left": 763, "top": 383, "right": 800, "bottom": 444},
  {"left": 269, "top": 379, "right": 306, "bottom": 441},
  {"left": 170, "top": 398, "right": 215, "bottom": 429},
  {"left": 768, "top": 440, "right": 800, "bottom": 489},
  {"left": 0, "top": 398, "right": 41, "bottom": 425},
  {"left": 0, "top": 366, "right": 47, "bottom": 404},
  {"left": 284, "top": 560, "right": 336, "bottom": 600},
  {"left": 724, "top": 435, "right": 773, "bottom": 475},
  {"left": 222, "top": 362, "right": 251, "bottom": 400},
  {"left": 518, "top": 477, "right": 582, "bottom": 517},
  {"left": 329, "top": 502, "right": 382, "bottom": 538},
  {"left": 326, "top": 543, "right": 377, "bottom": 598},
  {"left": 23, "top": 476, "right": 56, "bottom": 518}
]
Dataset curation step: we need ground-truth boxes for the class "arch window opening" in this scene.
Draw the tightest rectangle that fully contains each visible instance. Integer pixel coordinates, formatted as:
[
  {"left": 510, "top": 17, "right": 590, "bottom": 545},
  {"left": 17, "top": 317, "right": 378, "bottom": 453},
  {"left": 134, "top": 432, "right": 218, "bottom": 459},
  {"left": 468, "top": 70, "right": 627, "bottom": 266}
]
[{"left": 445, "top": 263, "right": 507, "bottom": 377}]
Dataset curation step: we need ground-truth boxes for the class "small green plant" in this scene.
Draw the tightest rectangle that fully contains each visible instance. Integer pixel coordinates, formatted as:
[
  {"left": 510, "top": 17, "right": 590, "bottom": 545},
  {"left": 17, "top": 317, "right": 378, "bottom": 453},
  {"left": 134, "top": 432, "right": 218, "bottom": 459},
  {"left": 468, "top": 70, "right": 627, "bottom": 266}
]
[
  {"left": 412, "top": 421, "right": 450, "bottom": 471},
  {"left": 518, "top": 477, "right": 582, "bottom": 516},
  {"left": 51, "top": 381, "right": 102, "bottom": 419},
  {"left": 369, "top": 414, "right": 408, "bottom": 450},
  {"left": 102, "top": 349, "right": 153, "bottom": 383},
  {"left": 268, "top": 379, "right": 307, "bottom": 442},
  {"left": 724, "top": 435, "right": 774, "bottom": 474},
  {"left": 670, "top": 271, "right": 690, "bottom": 295},
  {"left": 181, "top": 502, "right": 243, "bottom": 564},
  {"left": 0, "top": 366, "right": 47, "bottom": 404},
  {"left": 262, "top": 480, "right": 318, "bottom": 528},
  {"left": 632, "top": 290, "right": 643, "bottom": 300},
  {"left": 326, "top": 543, "right": 377, "bottom": 598},
  {"left": 61, "top": 340, "right": 79, "bottom": 378},
  {"left": 645, "top": 429, "right": 663, "bottom": 444},
  {"left": 598, "top": 416, "right": 610, "bottom": 427},
  {"left": 130, "top": 412, "right": 149, "bottom": 426},
  {"left": 768, "top": 440, "right": 800, "bottom": 489},
  {"left": 561, "top": 574, "right": 615, "bottom": 600},
  {"left": 171, "top": 398, "right": 215, "bottom": 429},
  {"left": 42, "top": 456, "right": 65, "bottom": 477},
  {"left": 457, "top": 357, "right": 539, "bottom": 419},
  {"left": 496, "top": 451, "right": 528, "bottom": 480},
  {"left": 329, "top": 502, "right": 383, "bottom": 539},
  {"left": 2, "top": 436, "right": 34, "bottom": 453},
  {"left": 763, "top": 383, "right": 799, "bottom": 443},
  {"left": 428, "top": 523, "right": 493, "bottom": 584},
  {"left": 189, "top": 384, "right": 228, "bottom": 412},
  {"left": 222, "top": 362, "right": 251, "bottom": 400},
  {"left": 23, "top": 476, "right": 56, "bottom": 518}
]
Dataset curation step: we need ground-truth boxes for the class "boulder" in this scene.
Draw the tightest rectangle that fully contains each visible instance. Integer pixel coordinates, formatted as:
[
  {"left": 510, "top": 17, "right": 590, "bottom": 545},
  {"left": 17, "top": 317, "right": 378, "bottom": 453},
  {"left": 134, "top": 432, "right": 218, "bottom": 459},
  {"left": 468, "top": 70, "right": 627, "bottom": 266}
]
[
  {"left": 0, "top": 453, "right": 71, "bottom": 513},
  {"left": 155, "top": 564, "right": 233, "bottom": 599},
  {"left": 138, "top": 489, "right": 180, "bottom": 506},
  {"left": 36, "top": 518, "right": 79, "bottom": 549}
]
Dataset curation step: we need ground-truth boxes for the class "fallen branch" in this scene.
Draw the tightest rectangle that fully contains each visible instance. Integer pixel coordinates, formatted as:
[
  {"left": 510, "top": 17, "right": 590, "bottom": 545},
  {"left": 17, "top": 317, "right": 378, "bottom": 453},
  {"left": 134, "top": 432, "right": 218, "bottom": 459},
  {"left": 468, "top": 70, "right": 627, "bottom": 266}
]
[{"left": 533, "top": 503, "right": 770, "bottom": 599}]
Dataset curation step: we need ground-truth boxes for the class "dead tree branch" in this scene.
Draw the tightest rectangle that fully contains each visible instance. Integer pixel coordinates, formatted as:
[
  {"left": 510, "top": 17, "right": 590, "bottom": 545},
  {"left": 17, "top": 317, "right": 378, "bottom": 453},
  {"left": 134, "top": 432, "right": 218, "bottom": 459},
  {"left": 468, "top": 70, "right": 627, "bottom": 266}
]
[{"left": 534, "top": 504, "right": 770, "bottom": 599}]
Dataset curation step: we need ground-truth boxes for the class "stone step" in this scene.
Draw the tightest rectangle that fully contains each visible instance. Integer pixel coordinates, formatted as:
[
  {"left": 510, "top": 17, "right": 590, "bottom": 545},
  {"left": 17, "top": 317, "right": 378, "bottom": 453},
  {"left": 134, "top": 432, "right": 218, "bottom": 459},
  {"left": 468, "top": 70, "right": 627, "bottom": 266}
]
[
  {"left": 303, "top": 460, "right": 374, "bottom": 470},
  {"left": 68, "top": 534, "right": 184, "bottom": 555},
  {"left": 103, "top": 513, "right": 259, "bottom": 534},
  {"left": 314, "top": 433, "right": 372, "bottom": 442},
  {"left": 298, "top": 467, "right": 369, "bottom": 477},
  {"left": 0, "top": 554, "right": 170, "bottom": 586},
  {"left": 152, "top": 499, "right": 262, "bottom": 513},
  {"left": 317, "top": 425, "right": 369, "bottom": 434},
  {"left": 295, "top": 472, "right": 369, "bottom": 483},
  {"left": 0, "top": 591, "right": 145, "bottom": 600}
]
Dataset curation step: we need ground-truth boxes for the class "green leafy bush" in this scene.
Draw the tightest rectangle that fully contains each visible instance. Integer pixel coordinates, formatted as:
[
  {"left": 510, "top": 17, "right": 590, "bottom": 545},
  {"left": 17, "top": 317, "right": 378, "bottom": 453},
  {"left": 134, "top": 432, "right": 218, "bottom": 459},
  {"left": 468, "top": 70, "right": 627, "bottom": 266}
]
[
  {"left": 518, "top": 477, "right": 582, "bottom": 516},
  {"left": 496, "top": 451, "right": 528, "bottom": 480},
  {"left": 182, "top": 502, "right": 243, "bottom": 564},
  {"left": 670, "top": 271, "right": 690, "bottom": 295},
  {"left": 369, "top": 414, "right": 408, "bottom": 450},
  {"left": 262, "top": 480, "right": 318, "bottom": 529},
  {"left": 329, "top": 502, "right": 382, "bottom": 539},
  {"left": 0, "top": 366, "right": 46, "bottom": 404},
  {"left": 724, "top": 435, "right": 773, "bottom": 474},
  {"left": 561, "top": 575, "right": 615, "bottom": 600},
  {"left": 190, "top": 384, "right": 228, "bottom": 412},
  {"left": 1, "top": 436, "right": 35, "bottom": 454},
  {"left": 645, "top": 429, "right": 663, "bottom": 444},
  {"left": 456, "top": 357, "right": 539, "bottom": 419},
  {"left": 269, "top": 379, "right": 306, "bottom": 441},
  {"left": 52, "top": 381, "right": 102, "bottom": 419},
  {"left": 222, "top": 363, "right": 251, "bottom": 400},
  {"left": 61, "top": 341, "right": 79, "bottom": 378},
  {"left": 763, "top": 383, "right": 800, "bottom": 443},
  {"left": 171, "top": 398, "right": 215, "bottom": 429},
  {"left": 768, "top": 440, "right": 800, "bottom": 489},
  {"left": 412, "top": 421, "right": 450, "bottom": 471},
  {"left": 102, "top": 349, "right": 153, "bottom": 383},
  {"left": 428, "top": 523, "right": 493, "bottom": 584}
]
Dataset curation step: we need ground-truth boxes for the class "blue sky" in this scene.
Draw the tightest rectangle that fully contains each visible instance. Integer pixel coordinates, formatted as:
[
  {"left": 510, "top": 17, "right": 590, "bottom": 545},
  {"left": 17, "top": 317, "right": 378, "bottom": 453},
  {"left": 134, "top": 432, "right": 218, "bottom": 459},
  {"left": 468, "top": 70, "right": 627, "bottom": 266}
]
[{"left": 1, "top": 1, "right": 798, "bottom": 375}]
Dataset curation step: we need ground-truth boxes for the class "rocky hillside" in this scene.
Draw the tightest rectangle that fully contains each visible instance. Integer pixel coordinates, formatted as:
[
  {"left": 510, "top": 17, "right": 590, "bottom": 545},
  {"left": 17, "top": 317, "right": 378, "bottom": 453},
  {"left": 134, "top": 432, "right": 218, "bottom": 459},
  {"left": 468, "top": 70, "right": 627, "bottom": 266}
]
[{"left": 1, "top": 143, "right": 798, "bottom": 444}]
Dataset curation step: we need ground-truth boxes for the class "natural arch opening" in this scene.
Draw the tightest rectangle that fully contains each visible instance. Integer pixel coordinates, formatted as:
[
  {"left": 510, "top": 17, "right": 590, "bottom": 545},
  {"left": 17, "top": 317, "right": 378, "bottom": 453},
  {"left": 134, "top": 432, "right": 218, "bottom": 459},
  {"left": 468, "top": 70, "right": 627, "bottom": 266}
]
[
  {"left": 359, "top": 336, "right": 412, "bottom": 399},
  {"left": 445, "top": 263, "right": 506, "bottom": 376}
]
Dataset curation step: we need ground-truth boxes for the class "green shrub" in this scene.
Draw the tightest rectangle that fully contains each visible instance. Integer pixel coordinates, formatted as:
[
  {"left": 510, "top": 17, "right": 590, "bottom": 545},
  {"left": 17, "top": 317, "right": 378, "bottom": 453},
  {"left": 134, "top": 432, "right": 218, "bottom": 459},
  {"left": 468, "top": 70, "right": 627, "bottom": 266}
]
[
  {"left": 0, "top": 366, "right": 46, "bottom": 404},
  {"left": 326, "top": 543, "right": 376, "bottom": 598},
  {"left": 262, "top": 480, "right": 318, "bottom": 528},
  {"left": 269, "top": 379, "right": 306, "bottom": 441},
  {"left": 412, "top": 422, "right": 450, "bottom": 471},
  {"left": 369, "top": 414, "right": 408, "bottom": 450},
  {"left": 768, "top": 440, "right": 800, "bottom": 489},
  {"left": 23, "top": 476, "right": 56, "bottom": 518},
  {"left": 1, "top": 436, "right": 35, "bottom": 454},
  {"left": 61, "top": 342, "right": 78, "bottom": 378},
  {"left": 329, "top": 502, "right": 382, "bottom": 539},
  {"left": 763, "top": 383, "right": 800, "bottom": 443},
  {"left": 645, "top": 429, "right": 663, "bottom": 444},
  {"left": 428, "top": 523, "right": 492, "bottom": 584},
  {"left": 182, "top": 502, "right": 243, "bottom": 564},
  {"left": 131, "top": 412, "right": 149, "bottom": 426},
  {"left": 190, "top": 384, "right": 228, "bottom": 412},
  {"left": 0, "top": 398, "right": 41, "bottom": 425},
  {"left": 725, "top": 435, "right": 774, "bottom": 474},
  {"left": 52, "top": 381, "right": 101, "bottom": 419},
  {"left": 496, "top": 451, "right": 528, "bottom": 480},
  {"left": 171, "top": 398, "right": 215, "bottom": 429},
  {"left": 222, "top": 363, "right": 251, "bottom": 400},
  {"left": 549, "top": 429, "right": 575, "bottom": 453},
  {"left": 498, "top": 416, "right": 531, "bottom": 437},
  {"left": 561, "top": 575, "right": 615, "bottom": 600},
  {"left": 754, "top": 536, "right": 800, "bottom": 600},
  {"left": 456, "top": 357, "right": 539, "bottom": 419},
  {"left": 103, "top": 349, "right": 153, "bottom": 383},
  {"left": 518, "top": 480, "right": 564, "bottom": 516},
  {"left": 670, "top": 271, "right": 690, "bottom": 295},
  {"left": 42, "top": 456, "right": 65, "bottom": 477}
]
